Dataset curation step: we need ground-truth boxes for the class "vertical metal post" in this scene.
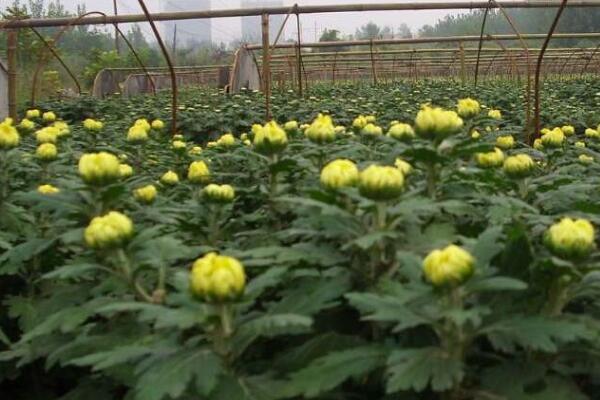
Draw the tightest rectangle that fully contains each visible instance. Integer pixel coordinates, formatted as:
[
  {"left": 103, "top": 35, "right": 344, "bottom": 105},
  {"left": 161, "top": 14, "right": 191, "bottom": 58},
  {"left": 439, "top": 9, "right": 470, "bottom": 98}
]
[
  {"left": 261, "top": 13, "right": 271, "bottom": 121},
  {"left": 7, "top": 29, "right": 18, "bottom": 120},
  {"left": 113, "top": 0, "right": 120, "bottom": 54},
  {"left": 459, "top": 42, "right": 466, "bottom": 84},
  {"left": 295, "top": 9, "right": 303, "bottom": 96},
  {"left": 370, "top": 39, "right": 378, "bottom": 85}
]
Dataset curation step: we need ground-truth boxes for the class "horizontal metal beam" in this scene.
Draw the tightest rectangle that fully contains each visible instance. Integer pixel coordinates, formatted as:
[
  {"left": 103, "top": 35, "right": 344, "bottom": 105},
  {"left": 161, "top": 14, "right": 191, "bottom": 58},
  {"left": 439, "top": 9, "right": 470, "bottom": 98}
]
[
  {"left": 3, "top": 1, "right": 600, "bottom": 29},
  {"left": 248, "top": 32, "right": 600, "bottom": 50}
]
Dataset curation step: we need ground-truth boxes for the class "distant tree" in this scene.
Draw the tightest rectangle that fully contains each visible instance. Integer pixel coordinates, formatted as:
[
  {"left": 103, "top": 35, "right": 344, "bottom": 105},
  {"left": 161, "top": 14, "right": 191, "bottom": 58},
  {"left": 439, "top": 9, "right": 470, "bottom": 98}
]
[
  {"left": 355, "top": 22, "right": 382, "bottom": 40},
  {"left": 397, "top": 23, "right": 413, "bottom": 39},
  {"left": 319, "top": 28, "right": 342, "bottom": 42},
  {"left": 319, "top": 28, "right": 348, "bottom": 52}
]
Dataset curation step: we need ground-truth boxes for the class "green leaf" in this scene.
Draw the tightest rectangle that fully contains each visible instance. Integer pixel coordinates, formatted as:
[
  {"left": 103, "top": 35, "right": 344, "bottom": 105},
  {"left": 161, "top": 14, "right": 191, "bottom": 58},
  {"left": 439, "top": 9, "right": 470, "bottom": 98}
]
[
  {"left": 481, "top": 361, "right": 589, "bottom": 400},
  {"left": 134, "top": 349, "right": 222, "bottom": 400},
  {"left": 471, "top": 226, "right": 505, "bottom": 270},
  {"left": 68, "top": 344, "right": 154, "bottom": 371},
  {"left": 268, "top": 276, "right": 351, "bottom": 316},
  {"left": 465, "top": 276, "right": 528, "bottom": 294},
  {"left": 346, "top": 291, "right": 430, "bottom": 331},
  {"left": 286, "top": 346, "right": 387, "bottom": 398},
  {"left": 483, "top": 316, "right": 593, "bottom": 353},
  {"left": 386, "top": 347, "right": 464, "bottom": 393}
]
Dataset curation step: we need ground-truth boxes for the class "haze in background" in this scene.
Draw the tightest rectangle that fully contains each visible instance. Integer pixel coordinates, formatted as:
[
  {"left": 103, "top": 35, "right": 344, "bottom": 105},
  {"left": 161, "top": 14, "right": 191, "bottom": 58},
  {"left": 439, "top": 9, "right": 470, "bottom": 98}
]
[{"left": 0, "top": 0, "right": 461, "bottom": 44}]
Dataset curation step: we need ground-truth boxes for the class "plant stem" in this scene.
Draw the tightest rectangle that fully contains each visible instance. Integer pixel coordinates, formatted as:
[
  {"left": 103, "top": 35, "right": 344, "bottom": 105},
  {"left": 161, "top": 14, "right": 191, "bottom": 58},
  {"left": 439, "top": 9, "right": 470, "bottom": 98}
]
[
  {"left": 542, "top": 277, "right": 570, "bottom": 317},
  {"left": 219, "top": 304, "right": 233, "bottom": 338},
  {"left": 426, "top": 163, "right": 438, "bottom": 199},
  {"left": 517, "top": 178, "right": 529, "bottom": 199}
]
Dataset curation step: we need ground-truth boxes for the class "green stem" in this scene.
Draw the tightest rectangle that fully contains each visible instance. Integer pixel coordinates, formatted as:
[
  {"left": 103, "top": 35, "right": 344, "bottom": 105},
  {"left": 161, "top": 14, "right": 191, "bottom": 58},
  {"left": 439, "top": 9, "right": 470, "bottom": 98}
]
[
  {"left": 426, "top": 163, "right": 438, "bottom": 199},
  {"left": 375, "top": 202, "right": 387, "bottom": 230},
  {"left": 542, "top": 277, "right": 571, "bottom": 317},
  {"left": 517, "top": 178, "right": 529, "bottom": 199},
  {"left": 219, "top": 304, "right": 233, "bottom": 338}
]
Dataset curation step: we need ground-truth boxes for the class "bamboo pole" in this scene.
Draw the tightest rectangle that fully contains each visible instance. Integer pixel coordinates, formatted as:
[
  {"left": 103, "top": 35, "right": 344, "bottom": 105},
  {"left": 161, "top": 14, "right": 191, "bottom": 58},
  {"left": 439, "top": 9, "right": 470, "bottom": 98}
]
[
  {"left": 4, "top": 1, "right": 600, "bottom": 29},
  {"left": 7, "top": 29, "right": 17, "bottom": 120},
  {"left": 262, "top": 14, "right": 271, "bottom": 120}
]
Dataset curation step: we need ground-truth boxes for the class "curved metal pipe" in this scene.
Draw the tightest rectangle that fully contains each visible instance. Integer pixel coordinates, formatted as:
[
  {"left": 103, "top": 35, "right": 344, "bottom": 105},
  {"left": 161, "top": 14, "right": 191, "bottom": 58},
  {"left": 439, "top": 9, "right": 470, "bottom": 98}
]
[
  {"left": 137, "top": 0, "right": 178, "bottom": 135},
  {"left": 30, "top": 11, "right": 155, "bottom": 105},
  {"left": 534, "top": 0, "right": 569, "bottom": 137}
]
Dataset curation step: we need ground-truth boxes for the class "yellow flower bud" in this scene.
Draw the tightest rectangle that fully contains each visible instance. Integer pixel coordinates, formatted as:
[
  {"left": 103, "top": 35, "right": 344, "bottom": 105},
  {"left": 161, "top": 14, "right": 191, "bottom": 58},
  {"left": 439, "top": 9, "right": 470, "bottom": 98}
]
[
  {"left": 575, "top": 141, "right": 586, "bottom": 148},
  {"left": 19, "top": 118, "right": 35, "bottom": 131},
  {"left": 579, "top": 154, "right": 594, "bottom": 164},
  {"left": 457, "top": 98, "right": 481, "bottom": 119},
  {"left": 545, "top": 217, "right": 595, "bottom": 259},
  {"left": 305, "top": 114, "right": 336, "bottom": 144},
  {"left": 533, "top": 138, "right": 543, "bottom": 150},
  {"left": 151, "top": 119, "right": 165, "bottom": 130},
  {"left": 83, "top": 118, "right": 103, "bottom": 131},
  {"left": 284, "top": 120, "right": 299, "bottom": 133},
  {"left": 217, "top": 133, "right": 236, "bottom": 147},
  {"left": 471, "top": 130, "right": 480, "bottom": 139},
  {"left": 252, "top": 121, "right": 288, "bottom": 155},
  {"left": 495, "top": 135, "right": 515, "bottom": 150},
  {"left": 475, "top": 147, "right": 504, "bottom": 168},
  {"left": 360, "top": 123, "right": 383, "bottom": 137},
  {"left": 423, "top": 245, "right": 475, "bottom": 287},
  {"left": 503, "top": 154, "right": 535, "bottom": 178},
  {"left": 187, "top": 160, "right": 210, "bottom": 184},
  {"left": 189, "top": 146, "right": 202, "bottom": 156},
  {"left": 173, "top": 134, "right": 184, "bottom": 141},
  {"left": 134, "top": 184, "right": 157, "bottom": 204},
  {"left": 36, "top": 143, "right": 57, "bottom": 161},
  {"left": 190, "top": 252, "right": 246, "bottom": 302},
  {"left": 172, "top": 140, "right": 186, "bottom": 151},
  {"left": 394, "top": 157, "right": 413, "bottom": 175},
  {"left": 53, "top": 121, "right": 70, "bottom": 137},
  {"left": 334, "top": 125, "right": 346, "bottom": 135},
  {"left": 359, "top": 165, "right": 404, "bottom": 201},
  {"left": 42, "top": 111, "right": 57, "bottom": 122},
  {"left": 134, "top": 118, "right": 151, "bottom": 132},
  {"left": 26, "top": 109, "right": 40, "bottom": 119},
  {"left": 365, "top": 115, "right": 376, "bottom": 123},
  {"left": 127, "top": 125, "right": 149, "bottom": 143},
  {"left": 585, "top": 128, "right": 600, "bottom": 138},
  {"left": 38, "top": 184, "right": 59, "bottom": 195},
  {"left": 84, "top": 211, "right": 134, "bottom": 249},
  {"left": 35, "top": 127, "right": 59, "bottom": 144},
  {"left": 561, "top": 125, "right": 575, "bottom": 136},
  {"left": 119, "top": 163, "right": 133, "bottom": 178},
  {"left": 0, "top": 121, "right": 20, "bottom": 149},
  {"left": 352, "top": 115, "right": 368, "bottom": 130},
  {"left": 540, "top": 128, "right": 564, "bottom": 148},
  {"left": 387, "top": 123, "right": 415, "bottom": 141},
  {"left": 160, "top": 170, "right": 179, "bottom": 185},
  {"left": 203, "top": 183, "right": 235, "bottom": 203},
  {"left": 487, "top": 109, "right": 502, "bottom": 120},
  {"left": 207, "top": 141, "right": 218, "bottom": 148},
  {"left": 320, "top": 159, "right": 359, "bottom": 190},
  {"left": 78, "top": 152, "right": 121, "bottom": 185},
  {"left": 414, "top": 106, "right": 463, "bottom": 140}
]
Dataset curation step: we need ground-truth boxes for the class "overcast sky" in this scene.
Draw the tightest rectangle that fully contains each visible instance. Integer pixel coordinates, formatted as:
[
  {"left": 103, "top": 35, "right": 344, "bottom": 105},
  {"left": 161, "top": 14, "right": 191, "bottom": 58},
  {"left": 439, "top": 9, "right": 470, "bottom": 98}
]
[{"left": 1, "top": 0, "right": 466, "bottom": 43}]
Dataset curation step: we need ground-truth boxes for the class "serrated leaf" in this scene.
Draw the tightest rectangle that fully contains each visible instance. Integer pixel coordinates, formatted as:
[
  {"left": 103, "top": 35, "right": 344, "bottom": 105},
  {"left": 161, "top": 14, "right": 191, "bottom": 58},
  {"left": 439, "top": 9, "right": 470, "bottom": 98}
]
[
  {"left": 134, "top": 349, "right": 222, "bottom": 400},
  {"left": 483, "top": 316, "right": 593, "bottom": 353},
  {"left": 286, "top": 346, "right": 387, "bottom": 398},
  {"left": 386, "top": 347, "right": 464, "bottom": 393},
  {"left": 68, "top": 344, "right": 153, "bottom": 371}
]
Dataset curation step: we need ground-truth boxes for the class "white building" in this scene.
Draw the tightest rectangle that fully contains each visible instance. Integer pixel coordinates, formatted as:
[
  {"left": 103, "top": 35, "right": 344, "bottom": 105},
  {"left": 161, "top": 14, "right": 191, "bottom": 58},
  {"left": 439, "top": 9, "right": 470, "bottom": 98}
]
[
  {"left": 241, "top": 0, "right": 285, "bottom": 44},
  {"left": 161, "top": 0, "right": 212, "bottom": 47}
]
